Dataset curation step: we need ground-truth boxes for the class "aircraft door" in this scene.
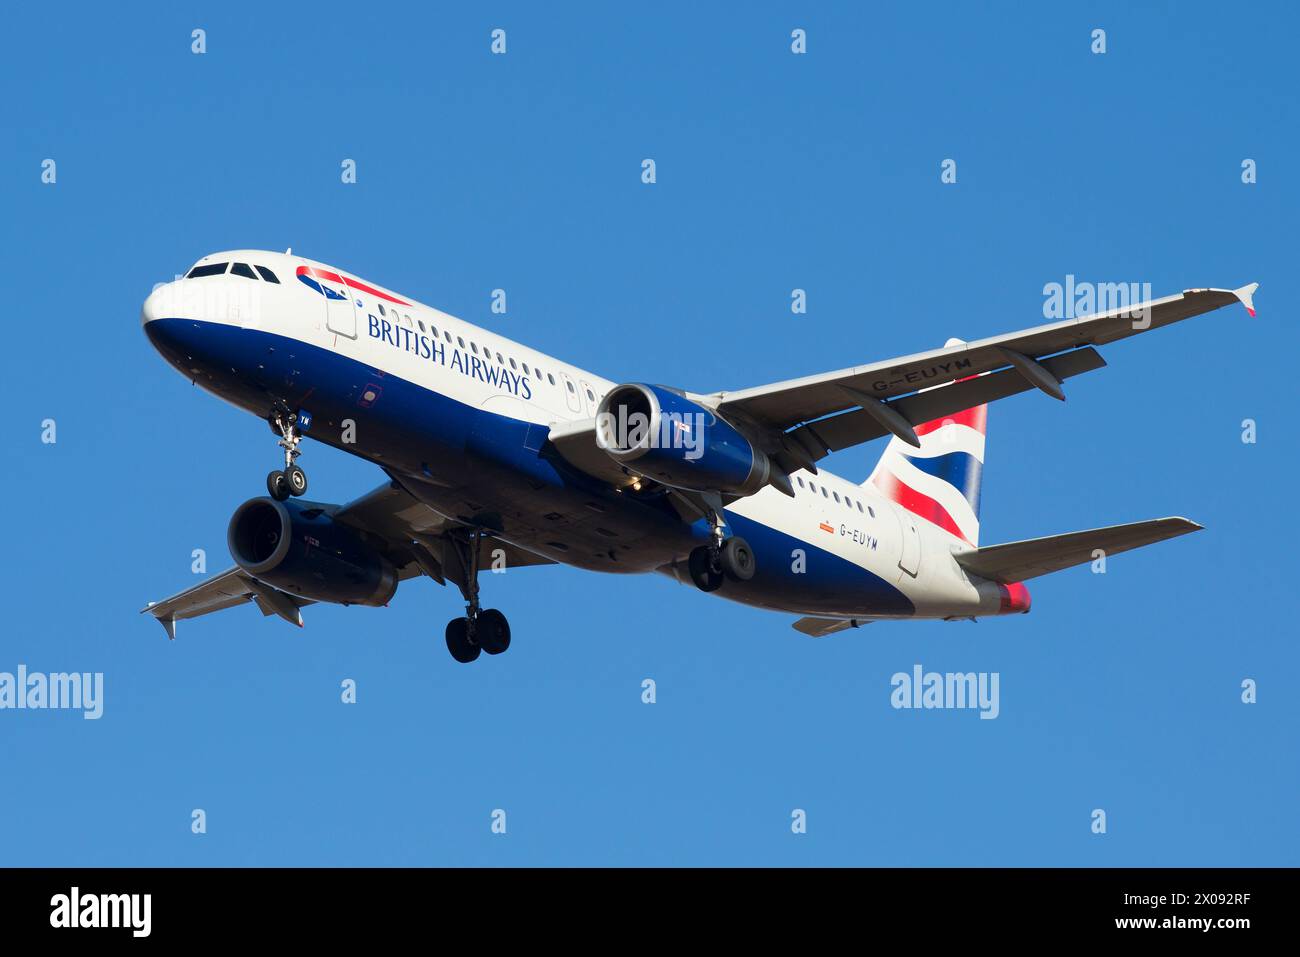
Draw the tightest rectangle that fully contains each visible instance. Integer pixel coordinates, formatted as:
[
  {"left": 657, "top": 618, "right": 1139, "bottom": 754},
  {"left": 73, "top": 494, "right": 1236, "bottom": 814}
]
[
  {"left": 893, "top": 505, "right": 921, "bottom": 577},
  {"left": 325, "top": 276, "right": 357, "bottom": 339}
]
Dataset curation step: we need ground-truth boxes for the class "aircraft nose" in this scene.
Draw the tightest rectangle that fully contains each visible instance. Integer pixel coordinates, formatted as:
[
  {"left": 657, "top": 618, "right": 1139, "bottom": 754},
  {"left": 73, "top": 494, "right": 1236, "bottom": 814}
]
[
  {"left": 140, "top": 284, "right": 165, "bottom": 325},
  {"left": 141, "top": 279, "right": 205, "bottom": 360},
  {"left": 141, "top": 280, "right": 187, "bottom": 327}
]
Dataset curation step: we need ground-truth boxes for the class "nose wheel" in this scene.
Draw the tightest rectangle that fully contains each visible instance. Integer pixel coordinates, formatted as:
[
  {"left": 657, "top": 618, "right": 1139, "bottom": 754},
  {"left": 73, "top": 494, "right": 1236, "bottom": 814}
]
[
  {"left": 266, "top": 406, "right": 309, "bottom": 501},
  {"left": 443, "top": 528, "right": 513, "bottom": 664}
]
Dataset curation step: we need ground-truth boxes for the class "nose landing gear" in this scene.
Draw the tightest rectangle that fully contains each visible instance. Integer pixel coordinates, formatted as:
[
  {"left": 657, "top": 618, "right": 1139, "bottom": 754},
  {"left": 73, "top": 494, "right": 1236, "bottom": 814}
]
[
  {"left": 265, "top": 405, "right": 309, "bottom": 501},
  {"left": 443, "top": 528, "right": 512, "bottom": 664}
]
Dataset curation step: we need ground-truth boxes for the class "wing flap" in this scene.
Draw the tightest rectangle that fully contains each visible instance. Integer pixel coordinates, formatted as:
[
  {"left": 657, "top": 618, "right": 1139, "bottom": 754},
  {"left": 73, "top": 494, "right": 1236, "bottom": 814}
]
[{"left": 954, "top": 517, "right": 1203, "bottom": 584}]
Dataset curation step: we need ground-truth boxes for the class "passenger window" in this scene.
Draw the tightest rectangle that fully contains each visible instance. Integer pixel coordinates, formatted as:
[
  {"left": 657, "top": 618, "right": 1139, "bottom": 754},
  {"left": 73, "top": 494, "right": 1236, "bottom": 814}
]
[
  {"left": 833, "top": 491, "right": 840, "bottom": 503},
  {"left": 418, "top": 321, "right": 425, "bottom": 332},
  {"left": 566, "top": 380, "right": 575, "bottom": 393},
  {"left": 586, "top": 388, "right": 595, "bottom": 401},
  {"left": 378, "top": 303, "right": 386, "bottom": 316},
  {"left": 254, "top": 265, "right": 279, "bottom": 283},
  {"left": 856, "top": 501, "right": 864, "bottom": 513},
  {"left": 548, "top": 373, "right": 556, "bottom": 385},
  {"left": 230, "top": 262, "right": 258, "bottom": 280},
  {"left": 471, "top": 342, "right": 479, "bottom": 354},
  {"left": 522, "top": 364, "right": 530, "bottom": 375},
  {"left": 797, "top": 477, "right": 805, "bottom": 488},
  {"left": 868, "top": 506, "right": 875, "bottom": 517},
  {"left": 186, "top": 263, "right": 228, "bottom": 278},
  {"left": 510, "top": 358, "right": 518, "bottom": 370},
  {"left": 457, "top": 337, "right": 465, "bottom": 348},
  {"left": 430, "top": 325, "right": 438, "bottom": 337},
  {"left": 821, "top": 487, "right": 828, "bottom": 498},
  {"left": 497, "top": 352, "right": 504, "bottom": 364},
  {"left": 445, "top": 332, "right": 452, "bottom": 343}
]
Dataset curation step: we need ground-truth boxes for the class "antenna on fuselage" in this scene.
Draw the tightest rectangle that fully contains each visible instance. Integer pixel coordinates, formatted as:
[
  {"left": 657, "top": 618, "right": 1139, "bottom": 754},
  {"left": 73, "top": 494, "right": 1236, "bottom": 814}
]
[{"left": 284, "top": 247, "right": 292, "bottom": 255}]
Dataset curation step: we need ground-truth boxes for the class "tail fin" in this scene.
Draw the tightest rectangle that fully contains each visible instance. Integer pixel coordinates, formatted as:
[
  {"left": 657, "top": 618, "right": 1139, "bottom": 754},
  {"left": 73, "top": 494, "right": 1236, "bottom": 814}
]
[{"left": 866, "top": 339, "right": 986, "bottom": 546}]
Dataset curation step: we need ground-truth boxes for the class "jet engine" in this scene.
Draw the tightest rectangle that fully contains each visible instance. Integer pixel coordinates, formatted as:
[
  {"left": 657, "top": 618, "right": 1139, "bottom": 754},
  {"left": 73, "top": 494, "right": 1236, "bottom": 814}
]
[
  {"left": 595, "top": 383, "right": 771, "bottom": 495},
  {"left": 227, "top": 497, "right": 398, "bottom": 606}
]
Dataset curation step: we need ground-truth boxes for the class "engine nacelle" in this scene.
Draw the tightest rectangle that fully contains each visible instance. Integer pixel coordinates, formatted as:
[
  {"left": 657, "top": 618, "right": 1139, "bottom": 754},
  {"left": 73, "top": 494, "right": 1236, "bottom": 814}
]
[
  {"left": 595, "top": 383, "right": 771, "bottom": 495},
  {"left": 227, "top": 497, "right": 398, "bottom": 606}
]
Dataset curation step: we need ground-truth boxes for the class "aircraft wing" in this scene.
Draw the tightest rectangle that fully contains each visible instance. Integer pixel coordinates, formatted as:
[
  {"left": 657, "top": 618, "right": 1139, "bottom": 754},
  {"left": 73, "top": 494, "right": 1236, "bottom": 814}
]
[
  {"left": 141, "top": 566, "right": 316, "bottom": 639},
  {"left": 141, "top": 479, "right": 554, "bottom": 638},
  {"left": 548, "top": 284, "right": 1255, "bottom": 500},
  {"left": 713, "top": 285, "right": 1257, "bottom": 436},
  {"left": 953, "top": 517, "right": 1203, "bottom": 584}
]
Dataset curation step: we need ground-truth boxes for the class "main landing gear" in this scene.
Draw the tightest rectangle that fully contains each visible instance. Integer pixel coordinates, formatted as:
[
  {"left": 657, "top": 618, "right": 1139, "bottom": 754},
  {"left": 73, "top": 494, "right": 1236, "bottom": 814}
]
[
  {"left": 444, "top": 528, "right": 512, "bottom": 664},
  {"left": 687, "top": 508, "right": 755, "bottom": 593},
  {"left": 265, "top": 404, "right": 309, "bottom": 502}
]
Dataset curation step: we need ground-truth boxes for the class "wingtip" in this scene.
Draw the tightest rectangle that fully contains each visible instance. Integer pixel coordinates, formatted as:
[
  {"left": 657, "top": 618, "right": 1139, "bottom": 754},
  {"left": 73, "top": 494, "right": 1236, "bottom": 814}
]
[{"left": 1234, "top": 282, "right": 1259, "bottom": 317}]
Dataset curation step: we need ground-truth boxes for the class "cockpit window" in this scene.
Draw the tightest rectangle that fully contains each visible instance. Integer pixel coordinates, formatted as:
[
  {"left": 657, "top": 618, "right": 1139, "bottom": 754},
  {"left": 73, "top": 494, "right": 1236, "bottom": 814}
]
[
  {"left": 230, "top": 263, "right": 258, "bottom": 280},
  {"left": 186, "top": 262, "right": 228, "bottom": 278},
  {"left": 254, "top": 265, "right": 280, "bottom": 283}
]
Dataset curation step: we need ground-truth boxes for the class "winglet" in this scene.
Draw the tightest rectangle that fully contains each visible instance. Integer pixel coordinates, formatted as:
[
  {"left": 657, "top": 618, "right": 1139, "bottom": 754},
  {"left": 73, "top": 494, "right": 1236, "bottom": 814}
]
[
  {"left": 1234, "top": 282, "right": 1259, "bottom": 317},
  {"left": 157, "top": 615, "right": 177, "bottom": 641}
]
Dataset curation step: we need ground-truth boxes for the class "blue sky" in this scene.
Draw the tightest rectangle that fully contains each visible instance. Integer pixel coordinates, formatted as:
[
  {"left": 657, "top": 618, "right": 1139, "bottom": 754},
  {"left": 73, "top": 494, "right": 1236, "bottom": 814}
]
[{"left": 2, "top": 1, "right": 1296, "bottom": 865}]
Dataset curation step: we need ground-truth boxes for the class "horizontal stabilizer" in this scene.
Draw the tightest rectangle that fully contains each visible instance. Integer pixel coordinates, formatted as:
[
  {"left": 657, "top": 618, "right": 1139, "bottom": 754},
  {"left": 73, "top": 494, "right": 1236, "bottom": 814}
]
[
  {"left": 792, "top": 616, "right": 873, "bottom": 637},
  {"left": 954, "top": 517, "right": 1202, "bottom": 584}
]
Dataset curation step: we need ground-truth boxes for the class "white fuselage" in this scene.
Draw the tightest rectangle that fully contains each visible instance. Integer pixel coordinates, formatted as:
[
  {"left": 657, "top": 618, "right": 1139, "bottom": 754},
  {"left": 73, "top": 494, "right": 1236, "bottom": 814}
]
[{"left": 142, "top": 250, "right": 1020, "bottom": 623}]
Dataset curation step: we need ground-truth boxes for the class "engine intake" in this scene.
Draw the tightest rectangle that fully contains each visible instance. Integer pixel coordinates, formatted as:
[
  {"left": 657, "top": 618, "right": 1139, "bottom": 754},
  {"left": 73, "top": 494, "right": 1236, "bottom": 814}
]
[
  {"left": 596, "top": 383, "right": 771, "bottom": 495},
  {"left": 227, "top": 497, "right": 398, "bottom": 607}
]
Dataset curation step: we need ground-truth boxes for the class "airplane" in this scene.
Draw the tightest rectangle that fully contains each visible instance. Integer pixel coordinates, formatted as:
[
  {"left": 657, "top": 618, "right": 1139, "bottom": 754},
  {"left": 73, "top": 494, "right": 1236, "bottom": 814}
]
[{"left": 140, "top": 249, "right": 1258, "bottom": 661}]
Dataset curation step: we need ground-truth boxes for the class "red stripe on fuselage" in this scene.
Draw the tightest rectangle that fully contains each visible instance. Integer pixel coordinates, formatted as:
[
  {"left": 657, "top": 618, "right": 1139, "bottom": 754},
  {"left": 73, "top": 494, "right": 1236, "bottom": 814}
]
[
  {"left": 296, "top": 266, "right": 410, "bottom": 306},
  {"left": 873, "top": 472, "right": 973, "bottom": 545}
]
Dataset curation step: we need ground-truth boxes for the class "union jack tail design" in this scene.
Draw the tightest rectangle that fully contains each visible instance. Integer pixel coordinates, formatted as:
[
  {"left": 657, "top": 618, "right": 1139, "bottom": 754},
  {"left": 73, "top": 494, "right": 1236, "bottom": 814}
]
[{"left": 866, "top": 356, "right": 986, "bottom": 547}]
